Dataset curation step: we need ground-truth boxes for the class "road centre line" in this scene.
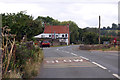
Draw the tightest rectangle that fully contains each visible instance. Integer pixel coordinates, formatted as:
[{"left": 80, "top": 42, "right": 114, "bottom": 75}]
[
  {"left": 80, "top": 56, "right": 89, "bottom": 60},
  {"left": 57, "top": 49, "right": 108, "bottom": 70},
  {"left": 71, "top": 53, "right": 78, "bottom": 56},
  {"left": 66, "top": 51, "right": 69, "bottom": 53},
  {"left": 112, "top": 74, "right": 120, "bottom": 79},
  {"left": 92, "top": 62, "right": 107, "bottom": 70},
  {"left": 58, "top": 49, "right": 78, "bottom": 56},
  {"left": 56, "top": 48, "right": 118, "bottom": 78}
]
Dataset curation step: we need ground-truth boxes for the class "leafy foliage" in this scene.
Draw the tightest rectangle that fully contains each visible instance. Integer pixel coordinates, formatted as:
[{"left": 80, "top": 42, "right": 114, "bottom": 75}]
[
  {"left": 2, "top": 11, "right": 43, "bottom": 41},
  {"left": 2, "top": 11, "right": 118, "bottom": 44},
  {"left": 3, "top": 43, "right": 43, "bottom": 78},
  {"left": 83, "top": 32, "right": 98, "bottom": 44}
]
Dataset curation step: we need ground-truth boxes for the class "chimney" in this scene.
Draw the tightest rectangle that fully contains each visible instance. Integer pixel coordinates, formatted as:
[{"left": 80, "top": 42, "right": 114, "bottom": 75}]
[{"left": 67, "top": 24, "right": 69, "bottom": 27}]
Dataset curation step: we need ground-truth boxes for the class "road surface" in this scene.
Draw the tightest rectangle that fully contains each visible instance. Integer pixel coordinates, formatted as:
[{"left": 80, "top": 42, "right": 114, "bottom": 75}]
[{"left": 36, "top": 45, "right": 119, "bottom": 79}]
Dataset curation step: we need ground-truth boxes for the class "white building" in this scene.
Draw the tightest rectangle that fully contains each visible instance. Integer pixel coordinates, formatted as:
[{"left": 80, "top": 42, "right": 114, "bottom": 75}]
[{"left": 34, "top": 25, "right": 70, "bottom": 45}]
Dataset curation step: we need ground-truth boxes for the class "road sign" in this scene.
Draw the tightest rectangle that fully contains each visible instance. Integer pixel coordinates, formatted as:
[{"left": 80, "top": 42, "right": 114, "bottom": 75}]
[{"left": 113, "top": 38, "right": 117, "bottom": 43}]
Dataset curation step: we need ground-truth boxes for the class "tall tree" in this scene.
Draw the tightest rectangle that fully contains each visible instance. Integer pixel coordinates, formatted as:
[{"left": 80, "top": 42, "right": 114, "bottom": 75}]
[{"left": 112, "top": 23, "right": 118, "bottom": 30}]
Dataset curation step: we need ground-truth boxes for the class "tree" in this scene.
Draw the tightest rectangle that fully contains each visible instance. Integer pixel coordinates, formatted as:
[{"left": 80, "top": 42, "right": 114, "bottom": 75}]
[
  {"left": 83, "top": 32, "right": 98, "bottom": 44},
  {"left": 102, "top": 27, "right": 106, "bottom": 30},
  {"left": 61, "top": 21, "right": 79, "bottom": 43},
  {"left": 112, "top": 23, "right": 118, "bottom": 30},
  {"left": 2, "top": 11, "right": 43, "bottom": 41},
  {"left": 100, "top": 36, "right": 111, "bottom": 44},
  {"left": 107, "top": 26, "right": 111, "bottom": 30},
  {"left": 118, "top": 24, "right": 120, "bottom": 30}
]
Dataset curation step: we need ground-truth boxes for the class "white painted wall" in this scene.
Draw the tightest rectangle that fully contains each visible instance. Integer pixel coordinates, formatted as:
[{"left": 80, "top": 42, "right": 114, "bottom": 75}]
[
  {"left": 36, "top": 33, "right": 68, "bottom": 38},
  {"left": 34, "top": 33, "right": 69, "bottom": 45}
]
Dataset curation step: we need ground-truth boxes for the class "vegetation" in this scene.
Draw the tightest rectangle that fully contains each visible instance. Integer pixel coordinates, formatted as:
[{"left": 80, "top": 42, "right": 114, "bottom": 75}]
[
  {"left": 2, "top": 26, "right": 43, "bottom": 78},
  {"left": 101, "top": 23, "right": 120, "bottom": 30},
  {"left": 101, "top": 46, "right": 119, "bottom": 51},
  {"left": 1, "top": 11, "right": 119, "bottom": 45},
  {"left": 3, "top": 43, "right": 44, "bottom": 78},
  {"left": 79, "top": 44, "right": 119, "bottom": 51}
]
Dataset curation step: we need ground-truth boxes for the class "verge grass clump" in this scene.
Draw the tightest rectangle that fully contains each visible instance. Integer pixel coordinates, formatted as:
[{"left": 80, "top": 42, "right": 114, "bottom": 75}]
[
  {"left": 79, "top": 44, "right": 119, "bottom": 51},
  {"left": 3, "top": 43, "right": 44, "bottom": 78}
]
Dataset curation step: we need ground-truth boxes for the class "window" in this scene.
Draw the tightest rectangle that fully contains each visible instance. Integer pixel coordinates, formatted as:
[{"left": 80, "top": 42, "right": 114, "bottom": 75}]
[
  {"left": 41, "top": 35, "right": 45, "bottom": 38},
  {"left": 56, "top": 35, "right": 58, "bottom": 38},
  {"left": 62, "top": 34, "right": 64, "bottom": 37},
  {"left": 65, "top": 34, "right": 67, "bottom": 37},
  {"left": 49, "top": 35, "right": 51, "bottom": 37},
  {"left": 41, "top": 35, "right": 43, "bottom": 38}
]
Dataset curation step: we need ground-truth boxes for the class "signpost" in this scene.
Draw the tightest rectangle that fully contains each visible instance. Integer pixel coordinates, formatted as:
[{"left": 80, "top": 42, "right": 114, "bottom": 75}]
[
  {"left": 113, "top": 38, "right": 117, "bottom": 47},
  {"left": 98, "top": 16, "right": 101, "bottom": 44}
]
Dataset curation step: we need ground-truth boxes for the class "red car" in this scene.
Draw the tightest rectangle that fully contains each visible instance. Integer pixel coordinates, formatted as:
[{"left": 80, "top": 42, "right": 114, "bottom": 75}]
[{"left": 41, "top": 41, "right": 50, "bottom": 47}]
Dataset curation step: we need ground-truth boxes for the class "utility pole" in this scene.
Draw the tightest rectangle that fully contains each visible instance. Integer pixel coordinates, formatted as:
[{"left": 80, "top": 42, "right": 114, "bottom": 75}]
[{"left": 98, "top": 16, "right": 101, "bottom": 44}]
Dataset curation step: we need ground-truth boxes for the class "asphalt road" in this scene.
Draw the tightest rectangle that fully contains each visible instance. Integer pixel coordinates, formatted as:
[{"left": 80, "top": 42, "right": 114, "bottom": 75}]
[{"left": 36, "top": 45, "right": 119, "bottom": 79}]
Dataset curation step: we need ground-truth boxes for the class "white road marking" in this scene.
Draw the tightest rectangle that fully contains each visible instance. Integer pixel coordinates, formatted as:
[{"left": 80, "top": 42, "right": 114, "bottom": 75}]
[
  {"left": 65, "top": 51, "right": 69, "bottom": 53},
  {"left": 55, "top": 60, "right": 59, "bottom": 63},
  {"left": 92, "top": 62, "right": 107, "bottom": 69},
  {"left": 63, "top": 59, "right": 72, "bottom": 63},
  {"left": 80, "top": 56, "right": 89, "bottom": 60},
  {"left": 56, "top": 49, "right": 59, "bottom": 50},
  {"left": 73, "top": 59, "right": 83, "bottom": 62},
  {"left": 46, "top": 61, "right": 55, "bottom": 63},
  {"left": 71, "top": 53, "right": 78, "bottom": 56},
  {"left": 112, "top": 74, "right": 120, "bottom": 79}
]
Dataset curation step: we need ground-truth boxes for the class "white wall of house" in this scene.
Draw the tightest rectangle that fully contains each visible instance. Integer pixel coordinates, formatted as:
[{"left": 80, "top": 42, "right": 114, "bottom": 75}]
[
  {"left": 34, "top": 33, "right": 69, "bottom": 45},
  {"left": 39, "top": 33, "right": 68, "bottom": 38}
]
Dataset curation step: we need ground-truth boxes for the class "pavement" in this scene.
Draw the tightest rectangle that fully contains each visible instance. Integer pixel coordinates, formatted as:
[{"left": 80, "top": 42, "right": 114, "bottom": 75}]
[{"left": 36, "top": 45, "right": 119, "bottom": 79}]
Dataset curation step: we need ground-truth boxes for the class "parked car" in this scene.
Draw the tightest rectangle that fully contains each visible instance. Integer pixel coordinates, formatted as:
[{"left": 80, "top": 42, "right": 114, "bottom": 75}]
[{"left": 41, "top": 40, "right": 50, "bottom": 47}]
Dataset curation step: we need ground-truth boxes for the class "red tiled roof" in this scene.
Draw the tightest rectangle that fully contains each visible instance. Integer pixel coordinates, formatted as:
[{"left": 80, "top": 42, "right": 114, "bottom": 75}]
[{"left": 44, "top": 25, "right": 69, "bottom": 34}]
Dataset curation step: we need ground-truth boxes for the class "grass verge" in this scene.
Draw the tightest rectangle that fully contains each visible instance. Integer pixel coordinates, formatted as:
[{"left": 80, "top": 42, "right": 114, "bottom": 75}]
[
  {"left": 101, "top": 46, "right": 119, "bottom": 51},
  {"left": 79, "top": 44, "right": 119, "bottom": 51}
]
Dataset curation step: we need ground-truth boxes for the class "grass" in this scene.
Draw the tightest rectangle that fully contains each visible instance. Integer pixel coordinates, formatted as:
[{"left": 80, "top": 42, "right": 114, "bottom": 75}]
[
  {"left": 101, "top": 46, "right": 119, "bottom": 51},
  {"left": 2, "top": 43, "right": 44, "bottom": 78},
  {"left": 22, "top": 48, "right": 44, "bottom": 78},
  {"left": 79, "top": 44, "right": 119, "bottom": 51},
  {"left": 3, "top": 70, "right": 22, "bottom": 78}
]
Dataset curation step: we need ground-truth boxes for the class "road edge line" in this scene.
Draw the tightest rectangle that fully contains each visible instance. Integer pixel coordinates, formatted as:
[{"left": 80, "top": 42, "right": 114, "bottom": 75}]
[
  {"left": 92, "top": 62, "right": 107, "bottom": 70},
  {"left": 112, "top": 74, "right": 120, "bottom": 79}
]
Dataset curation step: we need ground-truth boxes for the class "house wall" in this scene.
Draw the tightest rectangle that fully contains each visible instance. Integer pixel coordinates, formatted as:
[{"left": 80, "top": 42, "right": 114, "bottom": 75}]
[
  {"left": 39, "top": 33, "right": 69, "bottom": 45},
  {"left": 40, "top": 33, "right": 68, "bottom": 38}
]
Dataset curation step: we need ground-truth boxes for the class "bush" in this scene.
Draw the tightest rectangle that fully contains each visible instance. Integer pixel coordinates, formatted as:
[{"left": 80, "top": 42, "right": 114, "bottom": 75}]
[{"left": 3, "top": 42, "right": 44, "bottom": 78}]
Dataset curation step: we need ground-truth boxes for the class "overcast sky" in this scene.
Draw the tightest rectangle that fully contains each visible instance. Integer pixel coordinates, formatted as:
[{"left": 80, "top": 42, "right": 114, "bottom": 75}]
[{"left": 0, "top": 0, "right": 119, "bottom": 28}]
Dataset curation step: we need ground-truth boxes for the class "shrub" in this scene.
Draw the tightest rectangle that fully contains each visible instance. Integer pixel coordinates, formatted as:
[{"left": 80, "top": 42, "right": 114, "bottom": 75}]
[{"left": 3, "top": 42, "right": 44, "bottom": 78}]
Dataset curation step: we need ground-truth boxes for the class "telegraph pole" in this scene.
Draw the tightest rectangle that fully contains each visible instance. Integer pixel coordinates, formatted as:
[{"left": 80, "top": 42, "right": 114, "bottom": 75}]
[{"left": 98, "top": 16, "right": 101, "bottom": 44}]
